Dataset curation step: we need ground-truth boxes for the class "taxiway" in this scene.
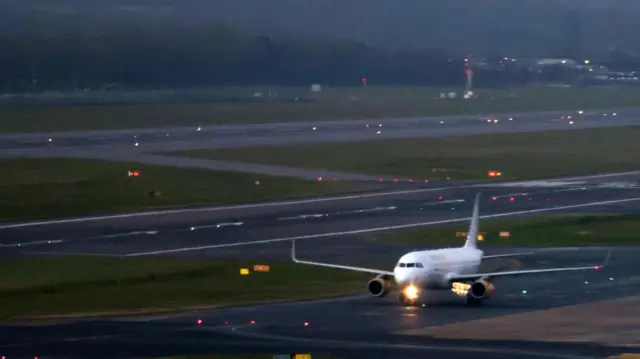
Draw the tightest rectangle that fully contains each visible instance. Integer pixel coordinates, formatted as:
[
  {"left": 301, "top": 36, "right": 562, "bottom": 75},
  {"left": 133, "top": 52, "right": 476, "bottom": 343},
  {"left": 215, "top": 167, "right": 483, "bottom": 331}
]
[{"left": 0, "top": 247, "right": 637, "bottom": 359}]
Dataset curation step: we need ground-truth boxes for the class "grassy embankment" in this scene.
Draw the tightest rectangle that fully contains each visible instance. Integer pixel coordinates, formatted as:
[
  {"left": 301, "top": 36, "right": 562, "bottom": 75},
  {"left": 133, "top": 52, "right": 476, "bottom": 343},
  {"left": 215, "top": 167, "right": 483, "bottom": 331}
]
[
  {"left": 173, "top": 126, "right": 640, "bottom": 181},
  {"left": 0, "top": 158, "right": 375, "bottom": 222},
  {"left": 0, "top": 256, "right": 371, "bottom": 320},
  {"left": 376, "top": 214, "right": 640, "bottom": 247}
]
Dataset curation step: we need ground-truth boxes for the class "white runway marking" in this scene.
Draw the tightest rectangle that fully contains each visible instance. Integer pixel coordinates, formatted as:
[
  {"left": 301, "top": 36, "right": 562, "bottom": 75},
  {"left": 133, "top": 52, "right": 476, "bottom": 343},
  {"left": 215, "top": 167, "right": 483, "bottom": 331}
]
[
  {"left": 3, "top": 170, "right": 639, "bottom": 229},
  {"left": 125, "top": 196, "right": 640, "bottom": 256}
]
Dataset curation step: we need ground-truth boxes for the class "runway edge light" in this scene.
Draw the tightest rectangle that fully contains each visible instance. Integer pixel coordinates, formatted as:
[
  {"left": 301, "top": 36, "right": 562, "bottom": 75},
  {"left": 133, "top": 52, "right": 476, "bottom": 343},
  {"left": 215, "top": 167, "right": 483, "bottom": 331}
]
[{"left": 240, "top": 268, "right": 250, "bottom": 275}]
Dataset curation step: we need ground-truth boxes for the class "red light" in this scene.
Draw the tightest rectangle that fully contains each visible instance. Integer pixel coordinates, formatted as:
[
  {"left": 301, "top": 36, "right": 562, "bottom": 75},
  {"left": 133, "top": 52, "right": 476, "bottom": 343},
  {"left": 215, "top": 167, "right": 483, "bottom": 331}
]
[
  {"left": 393, "top": 178, "right": 398, "bottom": 182},
  {"left": 409, "top": 178, "right": 413, "bottom": 182},
  {"left": 438, "top": 195, "right": 443, "bottom": 200},
  {"left": 594, "top": 265, "right": 599, "bottom": 270},
  {"left": 379, "top": 178, "right": 384, "bottom": 182},
  {"left": 424, "top": 179, "right": 429, "bottom": 183},
  {"left": 317, "top": 176, "right": 323, "bottom": 181},
  {"left": 528, "top": 197, "right": 532, "bottom": 201},
  {"left": 250, "top": 320, "right": 255, "bottom": 324},
  {"left": 491, "top": 196, "right": 497, "bottom": 200},
  {"left": 303, "top": 321, "right": 309, "bottom": 326},
  {"left": 546, "top": 198, "right": 551, "bottom": 201},
  {"left": 196, "top": 319, "right": 202, "bottom": 325},
  {"left": 362, "top": 77, "right": 367, "bottom": 83},
  {"left": 224, "top": 321, "right": 229, "bottom": 325},
  {"left": 509, "top": 197, "right": 515, "bottom": 202}
]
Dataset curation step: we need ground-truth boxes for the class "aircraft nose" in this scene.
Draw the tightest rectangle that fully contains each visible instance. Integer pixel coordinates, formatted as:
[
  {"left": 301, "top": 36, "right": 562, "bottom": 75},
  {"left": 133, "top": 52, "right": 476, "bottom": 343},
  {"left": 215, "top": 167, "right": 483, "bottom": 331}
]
[{"left": 394, "top": 268, "right": 408, "bottom": 285}]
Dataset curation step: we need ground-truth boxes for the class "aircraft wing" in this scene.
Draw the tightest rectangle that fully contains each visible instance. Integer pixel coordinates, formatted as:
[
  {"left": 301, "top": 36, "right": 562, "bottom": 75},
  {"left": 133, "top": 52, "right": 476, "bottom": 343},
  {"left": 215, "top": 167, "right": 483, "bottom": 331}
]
[
  {"left": 482, "top": 252, "right": 534, "bottom": 260},
  {"left": 291, "top": 240, "right": 394, "bottom": 277},
  {"left": 450, "top": 249, "right": 612, "bottom": 282}
]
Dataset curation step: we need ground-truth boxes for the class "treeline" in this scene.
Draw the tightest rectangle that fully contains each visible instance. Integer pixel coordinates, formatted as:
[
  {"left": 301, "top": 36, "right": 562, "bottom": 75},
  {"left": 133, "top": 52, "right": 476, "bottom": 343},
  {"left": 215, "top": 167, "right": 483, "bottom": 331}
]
[{"left": 0, "top": 23, "right": 637, "bottom": 92}]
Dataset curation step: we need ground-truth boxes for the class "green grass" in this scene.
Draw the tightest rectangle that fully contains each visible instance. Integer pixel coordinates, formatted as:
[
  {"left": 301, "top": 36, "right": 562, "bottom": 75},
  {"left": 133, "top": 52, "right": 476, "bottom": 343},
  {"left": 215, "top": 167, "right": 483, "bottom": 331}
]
[
  {"left": 0, "top": 158, "right": 375, "bottom": 222},
  {"left": 2, "top": 86, "right": 639, "bottom": 133},
  {"left": 376, "top": 214, "right": 640, "bottom": 247},
  {"left": 0, "top": 256, "right": 372, "bottom": 320},
  {"left": 172, "top": 126, "right": 640, "bottom": 181}
]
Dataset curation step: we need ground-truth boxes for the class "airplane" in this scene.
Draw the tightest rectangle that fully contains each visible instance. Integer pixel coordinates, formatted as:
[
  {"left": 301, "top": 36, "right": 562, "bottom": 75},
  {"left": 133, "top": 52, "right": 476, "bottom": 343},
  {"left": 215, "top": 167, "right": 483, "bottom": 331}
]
[{"left": 291, "top": 193, "right": 612, "bottom": 306}]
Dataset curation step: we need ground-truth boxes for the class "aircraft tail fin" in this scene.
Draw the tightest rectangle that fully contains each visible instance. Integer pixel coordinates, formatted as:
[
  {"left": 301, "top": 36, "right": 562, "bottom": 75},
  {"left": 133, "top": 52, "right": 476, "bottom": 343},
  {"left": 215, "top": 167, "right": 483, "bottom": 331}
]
[{"left": 464, "top": 193, "right": 481, "bottom": 248}]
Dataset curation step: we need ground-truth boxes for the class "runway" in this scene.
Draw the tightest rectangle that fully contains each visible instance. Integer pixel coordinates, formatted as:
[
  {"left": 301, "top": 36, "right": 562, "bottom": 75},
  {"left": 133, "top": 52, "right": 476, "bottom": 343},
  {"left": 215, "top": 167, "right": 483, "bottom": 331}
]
[
  {"left": 0, "top": 108, "right": 634, "bottom": 156},
  {"left": 2, "top": 171, "right": 640, "bottom": 259}
]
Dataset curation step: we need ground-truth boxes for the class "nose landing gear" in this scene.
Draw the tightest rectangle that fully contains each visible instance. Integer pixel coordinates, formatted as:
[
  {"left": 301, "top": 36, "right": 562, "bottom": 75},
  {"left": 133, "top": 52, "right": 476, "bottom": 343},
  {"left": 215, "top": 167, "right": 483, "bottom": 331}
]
[{"left": 398, "top": 292, "right": 418, "bottom": 306}]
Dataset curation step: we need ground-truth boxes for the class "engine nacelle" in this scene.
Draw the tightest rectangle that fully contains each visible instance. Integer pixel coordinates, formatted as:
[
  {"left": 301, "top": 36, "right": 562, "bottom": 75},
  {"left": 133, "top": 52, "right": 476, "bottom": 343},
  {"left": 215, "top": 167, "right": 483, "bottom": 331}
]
[
  {"left": 469, "top": 279, "right": 495, "bottom": 299},
  {"left": 367, "top": 275, "right": 392, "bottom": 297}
]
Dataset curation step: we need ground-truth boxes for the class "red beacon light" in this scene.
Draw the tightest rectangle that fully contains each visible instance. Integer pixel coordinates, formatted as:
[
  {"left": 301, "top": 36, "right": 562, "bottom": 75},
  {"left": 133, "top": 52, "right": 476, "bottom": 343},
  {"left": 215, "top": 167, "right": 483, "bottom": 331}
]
[
  {"left": 317, "top": 176, "right": 323, "bottom": 181},
  {"left": 250, "top": 320, "right": 256, "bottom": 324},
  {"left": 303, "top": 321, "right": 309, "bottom": 327},
  {"left": 196, "top": 319, "right": 202, "bottom": 325}
]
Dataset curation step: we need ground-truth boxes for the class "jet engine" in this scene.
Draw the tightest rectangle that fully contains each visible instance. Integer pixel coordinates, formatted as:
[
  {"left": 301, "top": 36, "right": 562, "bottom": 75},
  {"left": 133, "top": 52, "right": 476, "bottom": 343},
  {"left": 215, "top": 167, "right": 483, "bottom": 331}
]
[
  {"left": 469, "top": 279, "right": 495, "bottom": 299},
  {"left": 367, "top": 275, "right": 392, "bottom": 297}
]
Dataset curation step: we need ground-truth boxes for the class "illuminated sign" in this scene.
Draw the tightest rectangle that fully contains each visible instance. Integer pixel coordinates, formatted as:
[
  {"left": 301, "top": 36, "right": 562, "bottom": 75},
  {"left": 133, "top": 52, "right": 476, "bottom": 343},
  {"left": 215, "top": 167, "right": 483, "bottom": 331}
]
[
  {"left": 500, "top": 231, "right": 511, "bottom": 238},
  {"left": 239, "top": 268, "right": 250, "bottom": 275},
  {"left": 292, "top": 354, "right": 312, "bottom": 359},
  {"left": 128, "top": 170, "right": 141, "bottom": 177},
  {"left": 487, "top": 171, "right": 503, "bottom": 177},
  {"left": 253, "top": 264, "right": 270, "bottom": 272}
]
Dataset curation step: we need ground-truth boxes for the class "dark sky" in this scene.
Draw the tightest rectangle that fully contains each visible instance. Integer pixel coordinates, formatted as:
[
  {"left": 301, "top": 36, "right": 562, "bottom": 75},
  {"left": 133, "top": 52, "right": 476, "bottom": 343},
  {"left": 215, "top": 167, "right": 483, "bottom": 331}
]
[{"left": 2, "top": 0, "right": 639, "bottom": 56}]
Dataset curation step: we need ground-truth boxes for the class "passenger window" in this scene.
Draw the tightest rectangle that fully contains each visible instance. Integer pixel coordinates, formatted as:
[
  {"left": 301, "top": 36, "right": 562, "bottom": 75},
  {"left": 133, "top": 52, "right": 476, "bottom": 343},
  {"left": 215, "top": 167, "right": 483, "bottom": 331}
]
[
  {"left": 406, "top": 263, "right": 415, "bottom": 268},
  {"left": 399, "top": 263, "right": 406, "bottom": 268}
]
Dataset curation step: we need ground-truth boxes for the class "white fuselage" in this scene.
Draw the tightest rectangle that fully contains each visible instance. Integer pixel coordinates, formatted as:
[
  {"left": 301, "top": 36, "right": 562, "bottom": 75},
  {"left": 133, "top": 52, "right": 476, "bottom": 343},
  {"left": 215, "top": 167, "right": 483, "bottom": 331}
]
[{"left": 393, "top": 246, "right": 483, "bottom": 289}]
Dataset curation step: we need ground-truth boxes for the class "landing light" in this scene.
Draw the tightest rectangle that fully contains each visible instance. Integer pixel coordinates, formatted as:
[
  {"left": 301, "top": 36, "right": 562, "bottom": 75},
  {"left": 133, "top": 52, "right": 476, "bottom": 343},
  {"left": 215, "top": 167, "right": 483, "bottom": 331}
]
[{"left": 403, "top": 284, "right": 419, "bottom": 300}]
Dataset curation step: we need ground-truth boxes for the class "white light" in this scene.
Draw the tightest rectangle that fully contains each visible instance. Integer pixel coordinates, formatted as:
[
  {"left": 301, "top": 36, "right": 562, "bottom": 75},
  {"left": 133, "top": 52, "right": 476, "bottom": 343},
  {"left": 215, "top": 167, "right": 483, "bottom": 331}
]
[
  {"left": 378, "top": 124, "right": 382, "bottom": 127},
  {"left": 376, "top": 130, "right": 381, "bottom": 135},
  {"left": 440, "top": 120, "right": 444, "bottom": 124},
  {"left": 508, "top": 117, "right": 513, "bottom": 121},
  {"left": 48, "top": 138, "right": 52, "bottom": 142},
  {"left": 613, "top": 112, "right": 617, "bottom": 116},
  {"left": 403, "top": 284, "right": 419, "bottom": 300},
  {"left": 197, "top": 127, "right": 201, "bottom": 131},
  {"left": 569, "top": 121, "right": 574, "bottom": 124},
  {"left": 312, "top": 126, "right": 316, "bottom": 130},
  {"left": 134, "top": 142, "right": 139, "bottom": 146}
]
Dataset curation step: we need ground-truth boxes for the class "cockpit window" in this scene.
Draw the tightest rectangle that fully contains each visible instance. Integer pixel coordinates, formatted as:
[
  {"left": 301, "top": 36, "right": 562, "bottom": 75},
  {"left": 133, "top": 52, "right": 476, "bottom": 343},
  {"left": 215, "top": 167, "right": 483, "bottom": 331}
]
[
  {"left": 416, "top": 263, "right": 424, "bottom": 268},
  {"left": 406, "top": 263, "right": 415, "bottom": 268}
]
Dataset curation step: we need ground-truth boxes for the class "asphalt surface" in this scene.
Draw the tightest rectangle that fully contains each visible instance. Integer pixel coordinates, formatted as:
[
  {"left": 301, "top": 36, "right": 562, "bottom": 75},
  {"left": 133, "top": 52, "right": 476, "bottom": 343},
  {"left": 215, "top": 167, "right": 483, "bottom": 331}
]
[{"left": 0, "top": 108, "right": 633, "bottom": 151}]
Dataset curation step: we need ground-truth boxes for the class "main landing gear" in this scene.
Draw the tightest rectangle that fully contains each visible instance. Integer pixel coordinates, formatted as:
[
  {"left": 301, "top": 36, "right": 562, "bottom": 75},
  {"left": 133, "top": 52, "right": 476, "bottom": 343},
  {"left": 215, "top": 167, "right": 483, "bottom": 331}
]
[{"left": 466, "top": 295, "right": 483, "bottom": 306}]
